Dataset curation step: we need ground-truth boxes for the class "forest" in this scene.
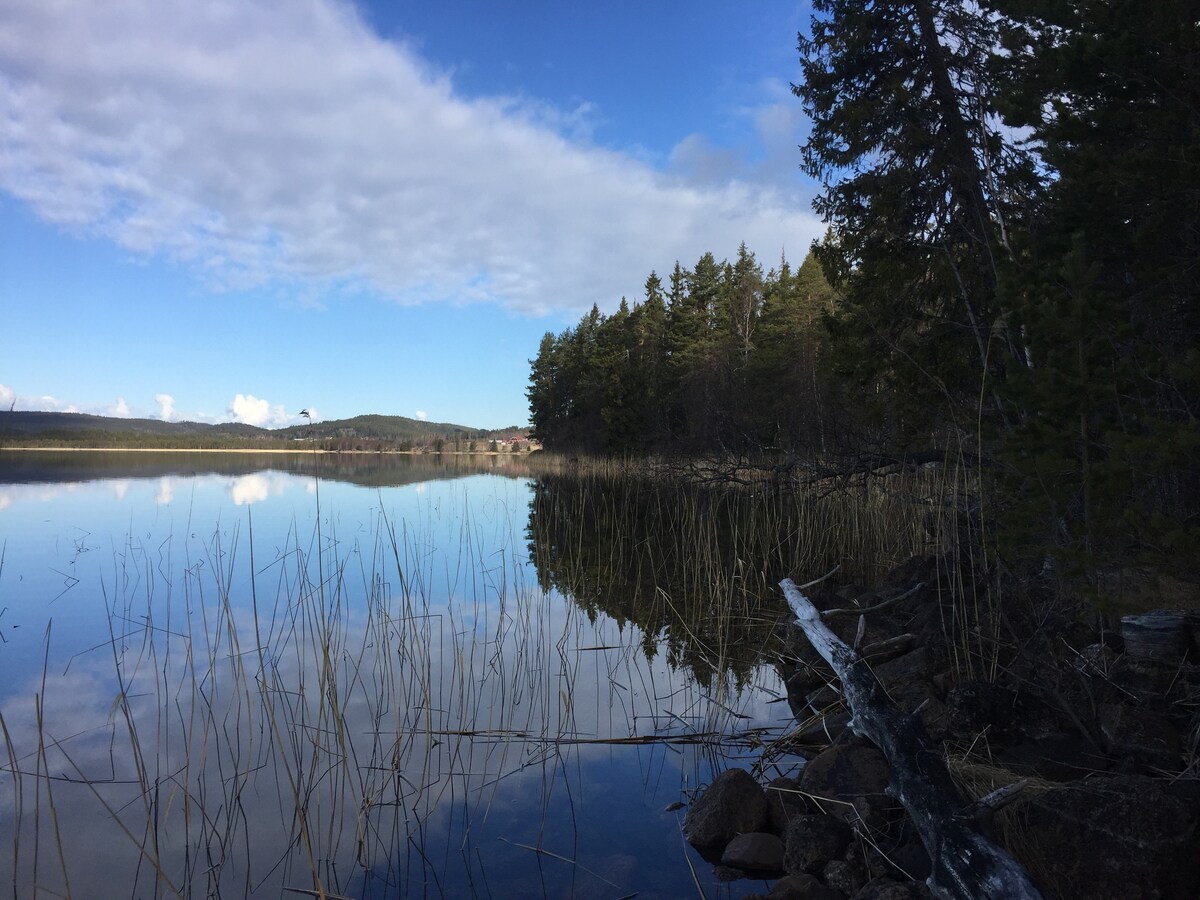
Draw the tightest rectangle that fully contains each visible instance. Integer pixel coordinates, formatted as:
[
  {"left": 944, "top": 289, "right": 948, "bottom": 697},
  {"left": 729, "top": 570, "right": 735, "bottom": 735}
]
[{"left": 527, "top": 0, "right": 1198, "bottom": 584}]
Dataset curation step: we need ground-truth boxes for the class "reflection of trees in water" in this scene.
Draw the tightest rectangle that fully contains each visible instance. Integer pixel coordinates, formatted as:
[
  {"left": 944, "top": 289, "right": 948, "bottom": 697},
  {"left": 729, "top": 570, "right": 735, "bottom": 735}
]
[
  {"left": 526, "top": 472, "right": 932, "bottom": 686},
  {"left": 0, "top": 450, "right": 541, "bottom": 488},
  {"left": 525, "top": 474, "right": 799, "bottom": 686}
]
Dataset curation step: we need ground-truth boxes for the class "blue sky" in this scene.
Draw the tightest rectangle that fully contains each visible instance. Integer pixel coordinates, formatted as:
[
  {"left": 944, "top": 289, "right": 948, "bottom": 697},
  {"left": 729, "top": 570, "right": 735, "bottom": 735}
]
[{"left": 1, "top": 0, "right": 821, "bottom": 429}]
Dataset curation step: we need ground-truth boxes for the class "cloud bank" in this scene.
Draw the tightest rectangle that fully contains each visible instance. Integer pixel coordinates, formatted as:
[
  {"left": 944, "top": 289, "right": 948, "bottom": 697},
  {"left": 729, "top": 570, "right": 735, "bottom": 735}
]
[
  {"left": 228, "top": 393, "right": 290, "bottom": 428},
  {"left": 0, "top": 0, "right": 820, "bottom": 315}
]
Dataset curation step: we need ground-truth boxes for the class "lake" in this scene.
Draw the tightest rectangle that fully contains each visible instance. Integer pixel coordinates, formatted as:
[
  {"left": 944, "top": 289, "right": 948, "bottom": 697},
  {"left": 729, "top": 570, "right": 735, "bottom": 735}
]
[{"left": 2, "top": 451, "right": 888, "bottom": 899}]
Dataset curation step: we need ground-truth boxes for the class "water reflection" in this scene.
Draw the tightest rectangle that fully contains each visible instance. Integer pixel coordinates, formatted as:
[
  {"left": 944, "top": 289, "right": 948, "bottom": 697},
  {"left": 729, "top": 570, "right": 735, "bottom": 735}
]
[
  {"left": 524, "top": 469, "right": 923, "bottom": 689},
  {"left": 0, "top": 454, "right": 790, "bottom": 898},
  {"left": 0, "top": 448, "right": 544, "bottom": 489}
]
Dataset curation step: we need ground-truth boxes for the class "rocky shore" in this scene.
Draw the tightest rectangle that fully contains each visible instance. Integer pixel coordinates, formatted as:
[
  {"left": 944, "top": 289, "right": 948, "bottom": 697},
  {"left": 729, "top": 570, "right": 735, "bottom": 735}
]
[{"left": 682, "top": 556, "right": 1200, "bottom": 899}]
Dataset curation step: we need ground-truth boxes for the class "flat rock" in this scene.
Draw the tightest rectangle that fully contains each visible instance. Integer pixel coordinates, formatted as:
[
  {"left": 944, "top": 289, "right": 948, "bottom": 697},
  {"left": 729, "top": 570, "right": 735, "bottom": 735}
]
[{"left": 683, "top": 768, "right": 769, "bottom": 850}]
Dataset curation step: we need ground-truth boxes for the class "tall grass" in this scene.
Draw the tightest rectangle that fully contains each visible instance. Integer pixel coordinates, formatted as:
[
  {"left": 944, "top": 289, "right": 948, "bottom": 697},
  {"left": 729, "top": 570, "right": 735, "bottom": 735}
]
[
  {"left": 0, "top": 477, "right": 788, "bottom": 898},
  {"left": 0, "top": 460, "right": 965, "bottom": 897}
]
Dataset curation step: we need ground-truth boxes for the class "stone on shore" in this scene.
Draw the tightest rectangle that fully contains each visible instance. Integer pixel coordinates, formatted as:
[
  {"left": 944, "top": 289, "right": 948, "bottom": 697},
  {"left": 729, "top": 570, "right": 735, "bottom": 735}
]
[{"left": 683, "top": 768, "right": 769, "bottom": 850}]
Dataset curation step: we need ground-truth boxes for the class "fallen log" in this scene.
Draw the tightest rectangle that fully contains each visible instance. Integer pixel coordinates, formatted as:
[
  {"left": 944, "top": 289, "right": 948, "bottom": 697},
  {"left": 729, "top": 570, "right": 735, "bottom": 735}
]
[{"left": 780, "top": 578, "right": 1043, "bottom": 900}]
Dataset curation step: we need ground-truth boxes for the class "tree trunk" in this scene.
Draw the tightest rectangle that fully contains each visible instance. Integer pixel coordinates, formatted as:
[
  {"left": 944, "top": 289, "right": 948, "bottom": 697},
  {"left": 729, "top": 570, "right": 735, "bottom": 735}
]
[{"left": 780, "top": 578, "right": 1043, "bottom": 900}]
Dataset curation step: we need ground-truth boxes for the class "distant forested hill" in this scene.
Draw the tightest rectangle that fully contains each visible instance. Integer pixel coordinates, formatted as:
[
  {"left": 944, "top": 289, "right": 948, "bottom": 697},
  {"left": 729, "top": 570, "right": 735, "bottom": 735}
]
[{"left": 0, "top": 411, "right": 510, "bottom": 449}]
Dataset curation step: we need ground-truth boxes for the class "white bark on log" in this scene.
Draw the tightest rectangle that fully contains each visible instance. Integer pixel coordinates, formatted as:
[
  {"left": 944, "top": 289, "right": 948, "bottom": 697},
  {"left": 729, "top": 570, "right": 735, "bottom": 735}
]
[{"left": 780, "top": 578, "right": 1043, "bottom": 900}]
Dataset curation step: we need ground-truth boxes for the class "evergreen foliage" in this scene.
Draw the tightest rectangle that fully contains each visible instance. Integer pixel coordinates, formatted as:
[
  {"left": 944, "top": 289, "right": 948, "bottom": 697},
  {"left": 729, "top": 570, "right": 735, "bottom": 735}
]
[
  {"left": 528, "top": 0, "right": 1198, "bottom": 581},
  {"left": 527, "top": 247, "right": 840, "bottom": 455}
]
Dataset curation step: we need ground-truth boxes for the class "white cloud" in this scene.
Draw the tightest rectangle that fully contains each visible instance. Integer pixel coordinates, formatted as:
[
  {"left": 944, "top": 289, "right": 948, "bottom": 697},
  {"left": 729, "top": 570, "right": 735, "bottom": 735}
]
[
  {"left": 109, "top": 396, "right": 131, "bottom": 417},
  {"left": 0, "top": 0, "right": 822, "bottom": 316},
  {"left": 228, "top": 473, "right": 269, "bottom": 506},
  {"left": 415, "top": 410, "right": 428, "bottom": 421},
  {"left": 154, "top": 477, "right": 174, "bottom": 505},
  {"left": 228, "top": 393, "right": 289, "bottom": 428},
  {"left": 155, "top": 393, "right": 176, "bottom": 421},
  {"left": 0, "top": 384, "right": 80, "bottom": 413}
]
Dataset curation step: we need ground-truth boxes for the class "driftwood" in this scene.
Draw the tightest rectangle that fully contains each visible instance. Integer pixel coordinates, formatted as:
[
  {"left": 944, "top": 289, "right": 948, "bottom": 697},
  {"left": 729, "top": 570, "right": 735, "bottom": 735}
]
[{"left": 780, "top": 578, "right": 1043, "bottom": 900}]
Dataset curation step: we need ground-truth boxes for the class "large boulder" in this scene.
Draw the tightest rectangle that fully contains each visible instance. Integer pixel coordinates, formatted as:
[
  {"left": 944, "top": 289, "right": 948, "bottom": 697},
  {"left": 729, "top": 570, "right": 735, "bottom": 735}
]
[
  {"left": 1010, "top": 775, "right": 1200, "bottom": 899},
  {"left": 683, "top": 768, "right": 769, "bottom": 850}
]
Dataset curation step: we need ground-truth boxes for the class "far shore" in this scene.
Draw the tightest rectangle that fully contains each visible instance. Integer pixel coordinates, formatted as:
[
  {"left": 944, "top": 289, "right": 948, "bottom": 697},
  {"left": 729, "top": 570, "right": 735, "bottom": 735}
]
[{"left": 0, "top": 446, "right": 529, "bottom": 456}]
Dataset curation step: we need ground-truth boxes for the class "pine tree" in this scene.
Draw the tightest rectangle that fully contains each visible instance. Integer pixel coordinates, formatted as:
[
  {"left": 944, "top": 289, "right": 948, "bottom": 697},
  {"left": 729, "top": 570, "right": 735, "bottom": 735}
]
[
  {"left": 993, "top": 0, "right": 1200, "bottom": 574},
  {"left": 795, "top": 0, "right": 1036, "bottom": 442}
]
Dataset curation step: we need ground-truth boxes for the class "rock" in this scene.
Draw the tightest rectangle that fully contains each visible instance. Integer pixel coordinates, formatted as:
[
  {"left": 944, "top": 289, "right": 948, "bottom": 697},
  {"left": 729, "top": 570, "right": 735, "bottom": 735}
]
[
  {"left": 806, "top": 684, "right": 844, "bottom": 714},
  {"left": 836, "top": 584, "right": 875, "bottom": 603},
  {"left": 1012, "top": 774, "right": 1200, "bottom": 899},
  {"left": 850, "top": 794, "right": 900, "bottom": 836},
  {"left": 799, "top": 743, "right": 891, "bottom": 820},
  {"left": 713, "top": 864, "right": 746, "bottom": 881},
  {"left": 885, "top": 842, "right": 931, "bottom": 882},
  {"left": 722, "top": 832, "right": 786, "bottom": 874},
  {"left": 1164, "top": 778, "right": 1200, "bottom": 817},
  {"left": 883, "top": 679, "right": 938, "bottom": 717},
  {"left": 767, "top": 776, "right": 811, "bottom": 834},
  {"left": 824, "top": 858, "right": 868, "bottom": 896},
  {"left": 1121, "top": 611, "right": 1192, "bottom": 665},
  {"left": 871, "top": 647, "right": 932, "bottom": 687},
  {"left": 849, "top": 878, "right": 921, "bottom": 900},
  {"left": 767, "top": 873, "right": 847, "bottom": 899},
  {"left": 783, "top": 813, "right": 853, "bottom": 875},
  {"left": 793, "top": 712, "right": 852, "bottom": 746},
  {"left": 1098, "top": 702, "right": 1181, "bottom": 770},
  {"left": 1076, "top": 642, "right": 1119, "bottom": 676},
  {"left": 998, "top": 734, "right": 1112, "bottom": 782},
  {"left": 787, "top": 659, "right": 835, "bottom": 696},
  {"left": 861, "top": 633, "right": 916, "bottom": 665},
  {"left": 945, "top": 680, "right": 1019, "bottom": 739},
  {"left": 880, "top": 556, "right": 937, "bottom": 593},
  {"left": 683, "top": 768, "right": 770, "bottom": 850},
  {"left": 911, "top": 694, "right": 951, "bottom": 741}
]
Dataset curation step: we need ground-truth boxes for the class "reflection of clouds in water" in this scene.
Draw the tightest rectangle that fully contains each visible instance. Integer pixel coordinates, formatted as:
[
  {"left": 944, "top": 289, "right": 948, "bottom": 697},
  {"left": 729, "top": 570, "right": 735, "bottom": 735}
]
[
  {"left": 154, "top": 477, "right": 174, "bottom": 505},
  {"left": 227, "top": 472, "right": 290, "bottom": 506},
  {"left": 305, "top": 480, "right": 317, "bottom": 494},
  {"left": 229, "top": 473, "right": 269, "bottom": 505},
  {"left": 0, "top": 469, "right": 784, "bottom": 897},
  {"left": 111, "top": 480, "right": 129, "bottom": 501},
  {"left": 0, "top": 482, "right": 84, "bottom": 509}
]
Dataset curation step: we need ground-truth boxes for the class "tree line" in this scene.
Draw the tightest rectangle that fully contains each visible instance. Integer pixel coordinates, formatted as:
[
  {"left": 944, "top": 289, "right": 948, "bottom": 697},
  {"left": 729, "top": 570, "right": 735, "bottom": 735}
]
[
  {"left": 528, "top": 245, "right": 844, "bottom": 455},
  {"left": 529, "top": 0, "right": 1198, "bottom": 581}
]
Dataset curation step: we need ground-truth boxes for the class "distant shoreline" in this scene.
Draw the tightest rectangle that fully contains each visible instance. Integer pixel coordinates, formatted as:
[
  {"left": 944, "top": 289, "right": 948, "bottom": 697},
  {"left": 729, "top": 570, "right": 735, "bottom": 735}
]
[{"left": 0, "top": 447, "right": 515, "bottom": 456}]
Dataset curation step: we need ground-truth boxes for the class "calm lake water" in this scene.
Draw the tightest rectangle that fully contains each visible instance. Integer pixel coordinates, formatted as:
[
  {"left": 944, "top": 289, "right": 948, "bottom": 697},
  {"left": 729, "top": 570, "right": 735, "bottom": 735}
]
[{"left": 0, "top": 452, "right": 803, "bottom": 899}]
